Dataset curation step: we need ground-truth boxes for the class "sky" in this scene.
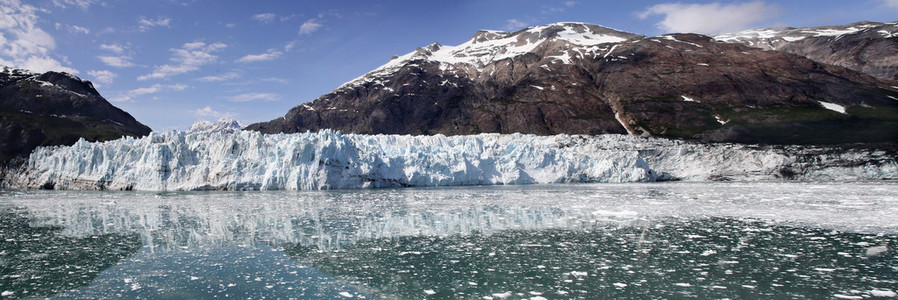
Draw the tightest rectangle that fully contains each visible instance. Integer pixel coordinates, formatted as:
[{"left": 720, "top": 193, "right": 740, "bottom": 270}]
[{"left": 2, "top": 0, "right": 897, "bottom": 131}]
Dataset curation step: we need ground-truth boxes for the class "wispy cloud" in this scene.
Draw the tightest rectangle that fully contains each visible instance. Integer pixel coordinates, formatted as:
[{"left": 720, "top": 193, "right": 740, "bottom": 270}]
[
  {"left": 883, "top": 0, "right": 898, "bottom": 8},
  {"left": 637, "top": 1, "right": 779, "bottom": 34},
  {"left": 252, "top": 13, "right": 276, "bottom": 23},
  {"left": 504, "top": 19, "right": 528, "bottom": 31},
  {"left": 98, "top": 55, "right": 134, "bottom": 67},
  {"left": 260, "top": 77, "right": 289, "bottom": 84},
  {"left": 236, "top": 49, "right": 283, "bottom": 63},
  {"left": 0, "top": 0, "right": 77, "bottom": 74},
  {"left": 299, "top": 19, "right": 322, "bottom": 35},
  {"left": 137, "top": 16, "right": 172, "bottom": 31},
  {"left": 111, "top": 83, "right": 187, "bottom": 102},
  {"left": 51, "top": 0, "right": 100, "bottom": 10},
  {"left": 55, "top": 23, "right": 90, "bottom": 34},
  {"left": 227, "top": 92, "right": 280, "bottom": 102},
  {"left": 192, "top": 106, "right": 236, "bottom": 119},
  {"left": 99, "top": 43, "right": 124, "bottom": 54},
  {"left": 87, "top": 70, "right": 116, "bottom": 85},
  {"left": 138, "top": 41, "right": 227, "bottom": 81},
  {"left": 198, "top": 72, "right": 240, "bottom": 82}
]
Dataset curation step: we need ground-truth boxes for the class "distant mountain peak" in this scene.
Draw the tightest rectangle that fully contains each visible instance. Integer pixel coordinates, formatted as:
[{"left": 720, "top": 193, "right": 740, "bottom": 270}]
[
  {"left": 187, "top": 117, "right": 243, "bottom": 135},
  {"left": 338, "top": 22, "right": 642, "bottom": 91},
  {"left": 714, "top": 21, "right": 897, "bottom": 80}
]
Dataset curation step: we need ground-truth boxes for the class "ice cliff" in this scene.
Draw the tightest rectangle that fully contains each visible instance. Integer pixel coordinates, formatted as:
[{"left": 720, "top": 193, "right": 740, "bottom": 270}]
[{"left": 3, "top": 130, "right": 895, "bottom": 191}]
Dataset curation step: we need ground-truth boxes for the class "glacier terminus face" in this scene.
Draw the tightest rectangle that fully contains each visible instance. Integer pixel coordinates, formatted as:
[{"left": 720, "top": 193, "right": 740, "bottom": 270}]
[{"left": 2, "top": 129, "right": 895, "bottom": 191}]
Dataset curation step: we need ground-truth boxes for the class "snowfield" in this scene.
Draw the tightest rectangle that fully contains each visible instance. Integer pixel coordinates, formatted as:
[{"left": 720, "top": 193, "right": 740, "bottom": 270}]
[{"left": 3, "top": 130, "right": 895, "bottom": 191}]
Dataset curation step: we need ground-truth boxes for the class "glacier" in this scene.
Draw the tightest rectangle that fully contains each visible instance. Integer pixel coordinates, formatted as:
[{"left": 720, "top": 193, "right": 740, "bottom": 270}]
[{"left": 2, "top": 129, "right": 896, "bottom": 191}]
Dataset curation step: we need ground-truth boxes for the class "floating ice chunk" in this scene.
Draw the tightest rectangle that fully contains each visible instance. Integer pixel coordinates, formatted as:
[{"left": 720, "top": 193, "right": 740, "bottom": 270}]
[
  {"left": 701, "top": 250, "right": 717, "bottom": 256},
  {"left": 339, "top": 291, "right": 353, "bottom": 298},
  {"left": 834, "top": 294, "right": 863, "bottom": 299},
  {"left": 570, "top": 271, "right": 588, "bottom": 277},
  {"left": 424, "top": 289, "right": 436, "bottom": 295},
  {"left": 865, "top": 245, "right": 888, "bottom": 257},
  {"left": 818, "top": 101, "right": 847, "bottom": 114},
  {"left": 674, "top": 283, "right": 692, "bottom": 287},
  {"left": 613, "top": 283, "right": 628, "bottom": 288},
  {"left": 591, "top": 210, "right": 637, "bottom": 218},
  {"left": 2, "top": 291, "right": 13, "bottom": 297},
  {"left": 492, "top": 291, "right": 512, "bottom": 298},
  {"left": 870, "top": 289, "right": 897, "bottom": 297}
]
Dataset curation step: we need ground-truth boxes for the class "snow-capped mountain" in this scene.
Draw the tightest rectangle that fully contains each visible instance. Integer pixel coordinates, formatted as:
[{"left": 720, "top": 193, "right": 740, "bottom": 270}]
[
  {"left": 186, "top": 117, "right": 243, "bottom": 135},
  {"left": 248, "top": 22, "right": 898, "bottom": 145},
  {"left": 0, "top": 66, "right": 151, "bottom": 165},
  {"left": 4, "top": 130, "right": 894, "bottom": 191},
  {"left": 715, "top": 21, "right": 898, "bottom": 80}
]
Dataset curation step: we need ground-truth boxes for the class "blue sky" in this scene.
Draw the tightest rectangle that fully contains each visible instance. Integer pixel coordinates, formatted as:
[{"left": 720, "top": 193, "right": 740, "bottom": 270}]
[{"left": 2, "top": 0, "right": 896, "bottom": 131}]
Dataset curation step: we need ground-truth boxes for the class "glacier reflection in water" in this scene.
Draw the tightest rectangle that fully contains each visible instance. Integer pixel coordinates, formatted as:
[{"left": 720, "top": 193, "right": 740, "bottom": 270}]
[
  {"left": 3, "top": 182, "right": 898, "bottom": 252},
  {"left": 1, "top": 182, "right": 897, "bottom": 299}
]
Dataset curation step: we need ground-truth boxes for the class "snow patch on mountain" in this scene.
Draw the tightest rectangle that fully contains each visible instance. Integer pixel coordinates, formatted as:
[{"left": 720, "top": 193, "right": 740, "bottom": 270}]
[{"left": 818, "top": 101, "right": 847, "bottom": 114}]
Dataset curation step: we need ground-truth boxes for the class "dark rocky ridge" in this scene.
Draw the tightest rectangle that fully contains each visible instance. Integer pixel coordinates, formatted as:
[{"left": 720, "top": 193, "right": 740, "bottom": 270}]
[
  {"left": 247, "top": 22, "right": 898, "bottom": 145},
  {"left": 0, "top": 67, "right": 151, "bottom": 164},
  {"left": 716, "top": 21, "right": 898, "bottom": 81}
]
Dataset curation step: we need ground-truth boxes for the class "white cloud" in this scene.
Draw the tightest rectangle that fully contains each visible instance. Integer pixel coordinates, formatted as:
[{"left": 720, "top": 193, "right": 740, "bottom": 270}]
[
  {"left": 299, "top": 19, "right": 321, "bottom": 35},
  {"left": 99, "top": 43, "right": 124, "bottom": 54},
  {"left": 198, "top": 72, "right": 239, "bottom": 82},
  {"left": 227, "top": 92, "right": 280, "bottom": 102},
  {"left": 137, "top": 16, "right": 171, "bottom": 31},
  {"left": 0, "top": 0, "right": 77, "bottom": 74},
  {"left": 504, "top": 19, "right": 528, "bottom": 31},
  {"left": 56, "top": 23, "right": 90, "bottom": 34},
  {"left": 98, "top": 55, "right": 134, "bottom": 67},
  {"left": 111, "top": 83, "right": 187, "bottom": 102},
  {"left": 87, "top": 70, "right": 115, "bottom": 85},
  {"left": 236, "top": 49, "right": 283, "bottom": 63},
  {"left": 883, "top": 0, "right": 898, "bottom": 8},
  {"left": 252, "top": 13, "right": 276, "bottom": 23},
  {"left": 260, "top": 77, "right": 289, "bottom": 84},
  {"left": 637, "top": 1, "right": 779, "bottom": 34},
  {"left": 68, "top": 24, "right": 89, "bottom": 34},
  {"left": 138, "top": 41, "right": 227, "bottom": 80},
  {"left": 51, "top": 0, "right": 100, "bottom": 10},
  {"left": 192, "top": 106, "right": 236, "bottom": 119}
]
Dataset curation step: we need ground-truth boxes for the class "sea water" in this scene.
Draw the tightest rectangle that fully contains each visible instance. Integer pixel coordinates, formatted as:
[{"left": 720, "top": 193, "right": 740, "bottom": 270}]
[{"left": 1, "top": 182, "right": 896, "bottom": 299}]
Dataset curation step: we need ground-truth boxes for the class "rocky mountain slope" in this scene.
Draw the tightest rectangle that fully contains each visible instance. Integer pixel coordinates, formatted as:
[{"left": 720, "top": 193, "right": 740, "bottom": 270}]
[
  {"left": 715, "top": 21, "right": 898, "bottom": 81},
  {"left": 0, "top": 67, "right": 151, "bottom": 164},
  {"left": 247, "top": 22, "right": 898, "bottom": 145}
]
